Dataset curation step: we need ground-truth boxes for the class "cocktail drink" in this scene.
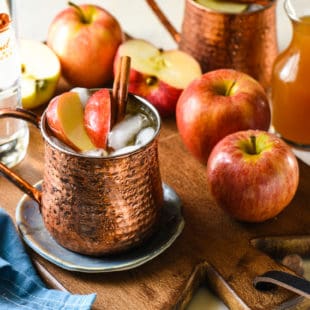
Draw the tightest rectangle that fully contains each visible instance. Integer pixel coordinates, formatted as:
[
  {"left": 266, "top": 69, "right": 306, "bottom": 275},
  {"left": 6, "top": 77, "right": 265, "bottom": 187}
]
[
  {"left": 49, "top": 87, "right": 158, "bottom": 158},
  {"left": 0, "top": 55, "right": 164, "bottom": 256},
  {"left": 0, "top": 85, "right": 163, "bottom": 256},
  {"left": 38, "top": 88, "right": 163, "bottom": 256},
  {"left": 271, "top": 0, "right": 310, "bottom": 146}
]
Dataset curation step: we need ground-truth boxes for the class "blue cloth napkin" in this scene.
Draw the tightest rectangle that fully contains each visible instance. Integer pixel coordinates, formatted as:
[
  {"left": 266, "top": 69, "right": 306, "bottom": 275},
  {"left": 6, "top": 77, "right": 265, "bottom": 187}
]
[{"left": 0, "top": 208, "right": 96, "bottom": 309}]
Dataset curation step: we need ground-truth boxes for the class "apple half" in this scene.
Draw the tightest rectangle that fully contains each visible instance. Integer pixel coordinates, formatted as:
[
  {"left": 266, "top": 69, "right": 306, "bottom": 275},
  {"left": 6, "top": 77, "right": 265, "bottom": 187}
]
[
  {"left": 21, "top": 39, "right": 60, "bottom": 109},
  {"left": 114, "top": 39, "right": 202, "bottom": 117},
  {"left": 46, "top": 91, "right": 95, "bottom": 151}
]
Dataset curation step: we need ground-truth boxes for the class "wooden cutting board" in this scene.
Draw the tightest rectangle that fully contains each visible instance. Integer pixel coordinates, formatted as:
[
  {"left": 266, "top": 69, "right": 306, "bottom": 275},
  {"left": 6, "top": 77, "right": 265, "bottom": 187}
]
[{"left": 1, "top": 99, "right": 310, "bottom": 309}]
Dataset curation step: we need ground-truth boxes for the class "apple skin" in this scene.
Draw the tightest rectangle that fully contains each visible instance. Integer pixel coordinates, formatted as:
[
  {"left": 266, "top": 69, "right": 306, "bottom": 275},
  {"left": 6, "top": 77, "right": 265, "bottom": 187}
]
[
  {"left": 113, "top": 39, "right": 202, "bottom": 118},
  {"left": 176, "top": 69, "right": 271, "bottom": 164},
  {"left": 206, "top": 130, "right": 299, "bottom": 223},
  {"left": 46, "top": 96, "right": 63, "bottom": 139},
  {"left": 47, "top": 3, "right": 124, "bottom": 88},
  {"left": 46, "top": 91, "right": 95, "bottom": 151},
  {"left": 84, "top": 88, "right": 112, "bottom": 149},
  {"left": 126, "top": 68, "right": 182, "bottom": 117}
]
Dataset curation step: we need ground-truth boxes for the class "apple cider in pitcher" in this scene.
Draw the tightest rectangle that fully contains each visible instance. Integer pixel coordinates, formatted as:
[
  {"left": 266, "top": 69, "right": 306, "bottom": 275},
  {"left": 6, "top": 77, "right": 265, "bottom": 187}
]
[{"left": 271, "top": 2, "right": 310, "bottom": 146}]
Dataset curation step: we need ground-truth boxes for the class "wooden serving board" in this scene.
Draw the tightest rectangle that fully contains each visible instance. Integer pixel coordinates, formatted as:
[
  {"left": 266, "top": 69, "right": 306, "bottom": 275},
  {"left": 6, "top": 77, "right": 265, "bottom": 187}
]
[{"left": 2, "top": 90, "right": 310, "bottom": 309}]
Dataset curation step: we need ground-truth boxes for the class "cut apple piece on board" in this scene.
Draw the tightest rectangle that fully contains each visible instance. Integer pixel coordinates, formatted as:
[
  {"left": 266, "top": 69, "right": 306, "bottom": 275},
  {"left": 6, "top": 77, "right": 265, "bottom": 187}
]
[
  {"left": 114, "top": 39, "right": 202, "bottom": 117},
  {"left": 84, "top": 88, "right": 112, "bottom": 149},
  {"left": 195, "top": 0, "right": 248, "bottom": 13},
  {"left": 21, "top": 39, "right": 60, "bottom": 109},
  {"left": 46, "top": 91, "right": 95, "bottom": 151}
]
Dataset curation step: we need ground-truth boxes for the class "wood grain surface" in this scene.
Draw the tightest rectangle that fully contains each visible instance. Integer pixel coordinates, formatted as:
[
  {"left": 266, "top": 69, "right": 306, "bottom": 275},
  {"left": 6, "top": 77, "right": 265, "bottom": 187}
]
[{"left": 1, "top": 84, "right": 310, "bottom": 309}]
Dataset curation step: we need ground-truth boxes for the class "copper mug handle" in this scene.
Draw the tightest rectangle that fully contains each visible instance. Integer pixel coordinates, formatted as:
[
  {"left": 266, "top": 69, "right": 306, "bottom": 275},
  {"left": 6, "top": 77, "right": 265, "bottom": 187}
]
[
  {"left": 0, "top": 108, "right": 42, "bottom": 204},
  {"left": 145, "top": 0, "right": 181, "bottom": 43}
]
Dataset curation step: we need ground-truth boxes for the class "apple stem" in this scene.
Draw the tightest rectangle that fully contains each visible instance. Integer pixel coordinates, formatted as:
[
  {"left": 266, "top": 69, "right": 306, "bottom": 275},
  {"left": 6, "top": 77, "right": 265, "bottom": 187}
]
[
  {"left": 68, "top": 1, "right": 88, "bottom": 23},
  {"left": 250, "top": 135, "right": 257, "bottom": 155},
  {"left": 225, "top": 80, "right": 236, "bottom": 96}
]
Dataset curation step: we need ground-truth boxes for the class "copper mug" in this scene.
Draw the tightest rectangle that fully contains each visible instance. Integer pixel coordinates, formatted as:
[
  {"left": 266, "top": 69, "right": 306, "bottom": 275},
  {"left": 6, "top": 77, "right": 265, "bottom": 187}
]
[
  {"left": 146, "top": 0, "right": 278, "bottom": 89},
  {"left": 0, "top": 93, "right": 163, "bottom": 256}
]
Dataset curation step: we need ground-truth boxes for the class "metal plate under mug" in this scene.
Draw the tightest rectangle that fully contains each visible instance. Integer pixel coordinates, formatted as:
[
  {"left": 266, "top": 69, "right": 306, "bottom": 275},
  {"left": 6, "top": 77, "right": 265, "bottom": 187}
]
[{"left": 16, "top": 181, "right": 184, "bottom": 273}]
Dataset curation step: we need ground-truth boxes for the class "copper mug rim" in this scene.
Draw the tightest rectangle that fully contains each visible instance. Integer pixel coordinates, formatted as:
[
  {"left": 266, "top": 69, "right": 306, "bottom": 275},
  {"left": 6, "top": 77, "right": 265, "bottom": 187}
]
[{"left": 41, "top": 92, "right": 162, "bottom": 159}]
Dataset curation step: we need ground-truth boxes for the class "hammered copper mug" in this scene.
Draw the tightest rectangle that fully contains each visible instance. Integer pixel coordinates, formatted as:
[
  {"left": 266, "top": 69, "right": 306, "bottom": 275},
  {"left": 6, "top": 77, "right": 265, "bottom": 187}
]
[
  {"left": 0, "top": 93, "right": 163, "bottom": 256},
  {"left": 146, "top": 0, "right": 278, "bottom": 89}
]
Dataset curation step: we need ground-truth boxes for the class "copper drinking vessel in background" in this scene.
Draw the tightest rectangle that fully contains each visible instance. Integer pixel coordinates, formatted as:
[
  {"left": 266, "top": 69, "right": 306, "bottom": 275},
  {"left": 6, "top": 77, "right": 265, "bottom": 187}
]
[
  {"left": 146, "top": 0, "right": 278, "bottom": 89},
  {"left": 0, "top": 93, "right": 163, "bottom": 256}
]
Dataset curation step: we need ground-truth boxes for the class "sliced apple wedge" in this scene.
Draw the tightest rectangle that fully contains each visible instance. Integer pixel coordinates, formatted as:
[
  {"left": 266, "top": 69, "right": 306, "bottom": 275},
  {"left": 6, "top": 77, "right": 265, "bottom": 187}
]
[
  {"left": 114, "top": 39, "right": 202, "bottom": 117},
  {"left": 46, "top": 92, "right": 95, "bottom": 151},
  {"left": 195, "top": 0, "right": 248, "bottom": 13},
  {"left": 84, "top": 88, "right": 112, "bottom": 149},
  {"left": 21, "top": 39, "right": 60, "bottom": 109}
]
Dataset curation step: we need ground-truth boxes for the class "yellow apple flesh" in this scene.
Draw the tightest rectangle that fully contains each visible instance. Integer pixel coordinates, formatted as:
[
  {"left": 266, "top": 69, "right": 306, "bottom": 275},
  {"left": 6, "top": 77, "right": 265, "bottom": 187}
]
[
  {"left": 114, "top": 39, "right": 202, "bottom": 117},
  {"left": 196, "top": 0, "right": 248, "bottom": 13},
  {"left": 21, "top": 40, "right": 60, "bottom": 109},
  {"left": 46, "top": 92, "right": 95, "bottom": 151}
]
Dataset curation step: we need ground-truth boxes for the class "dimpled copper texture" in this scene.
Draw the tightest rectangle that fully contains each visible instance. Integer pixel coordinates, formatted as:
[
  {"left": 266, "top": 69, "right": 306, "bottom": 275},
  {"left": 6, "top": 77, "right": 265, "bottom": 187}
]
[
  {"left": 40, "top": 96, "right": 163, "bottom": 256},
  {"left": 179, "top": 0, "right": 278, "bottom": 89}
]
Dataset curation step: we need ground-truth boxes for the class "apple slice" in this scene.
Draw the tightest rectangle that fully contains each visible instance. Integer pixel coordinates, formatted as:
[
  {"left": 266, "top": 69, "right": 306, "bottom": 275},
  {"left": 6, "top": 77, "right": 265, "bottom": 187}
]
[
  {"left": 84, "top": 89, "right": 112, "bottom": 149},
  {"left": 46, "top": 91, "right": 95, "bottom": 151},
  {"left": 21, "top": 39, "right": 61, "bottom": 109},
  {"left": 114, "top": 39, "right": 202, "bottom": 117},
  {"left": 195, "top": 0, "right": 248, "bottom": 13}
]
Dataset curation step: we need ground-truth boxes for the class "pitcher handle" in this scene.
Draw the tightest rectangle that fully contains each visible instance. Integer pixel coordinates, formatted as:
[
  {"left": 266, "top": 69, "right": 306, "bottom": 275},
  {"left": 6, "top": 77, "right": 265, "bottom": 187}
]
[
  {"left": 145, "top": 0, "right": 181, "bottom": 43},
  {"left": 0, "top": 108, "right": 42, "bottom": 205}
]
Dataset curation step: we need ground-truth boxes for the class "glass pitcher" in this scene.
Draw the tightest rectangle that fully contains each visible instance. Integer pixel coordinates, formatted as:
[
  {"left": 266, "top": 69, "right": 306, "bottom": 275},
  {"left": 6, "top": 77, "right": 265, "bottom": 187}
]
[{"left": 271, "top": 0, "right": 310, "bottom": 147}]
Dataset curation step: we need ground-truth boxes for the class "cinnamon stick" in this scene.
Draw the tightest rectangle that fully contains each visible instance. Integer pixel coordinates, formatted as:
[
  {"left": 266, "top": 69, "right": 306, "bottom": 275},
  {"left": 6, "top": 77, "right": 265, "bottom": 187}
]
[{"left": 112, "top": 56, "right": 131, "bottom": 124}]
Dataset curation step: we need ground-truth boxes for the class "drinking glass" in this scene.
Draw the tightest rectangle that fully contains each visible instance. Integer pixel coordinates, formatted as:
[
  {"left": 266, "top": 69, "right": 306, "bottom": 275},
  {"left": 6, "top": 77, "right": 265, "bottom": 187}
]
[{"left": 0, "top": 0, "right": 29, "bottom": 167}]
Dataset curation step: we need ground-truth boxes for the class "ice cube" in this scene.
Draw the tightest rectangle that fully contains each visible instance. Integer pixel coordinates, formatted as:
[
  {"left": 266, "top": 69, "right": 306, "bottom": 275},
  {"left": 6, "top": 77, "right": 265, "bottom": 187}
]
[
  {"left": 70, "top": 87, "right": 91, "bottom": 107},
  {"left": 247, "top": 4, "right": 264, "bottom": 12},
  {"left": 82, "top": 148, "right": 108, "bottom": 157},
  {"left": 109, "top": 145, "right": 140, "bottom": 156},
  {"left": 108, "top": 113, "right": 150, "bottom": 150},
  {"left": 135, "top": 127, "right": 155, "bottom": 145}
]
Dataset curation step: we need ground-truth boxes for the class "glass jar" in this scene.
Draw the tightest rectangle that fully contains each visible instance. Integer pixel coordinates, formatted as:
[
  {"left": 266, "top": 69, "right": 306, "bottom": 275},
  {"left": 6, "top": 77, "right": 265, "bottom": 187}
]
[
  {"left": 271, "top": 0, "right": 310, "bottom": 147},
  {"left": 0, "top": 0, "right": 29, "bottom": 167}
]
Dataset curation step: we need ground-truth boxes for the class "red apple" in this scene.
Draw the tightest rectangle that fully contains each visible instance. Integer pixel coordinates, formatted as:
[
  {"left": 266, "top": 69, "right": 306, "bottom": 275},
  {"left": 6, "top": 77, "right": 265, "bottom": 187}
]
[
  {"left": 47, "top": 2, "right": 124, "bottom": 88},
  {"left": 176, "top": 69, "right": 271, "bottom": 164},
  {"left": 46, "top": 91, "right": 95, "bottom": 151},
  {"left": 206, "top": 130, "right": 299, "bottom": 223},
  {"left": 84, "top": 88, "right": 112, "bottom": 149},
  {"left": 114, "top": 39, "right": 202, "bottom": 117}
]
